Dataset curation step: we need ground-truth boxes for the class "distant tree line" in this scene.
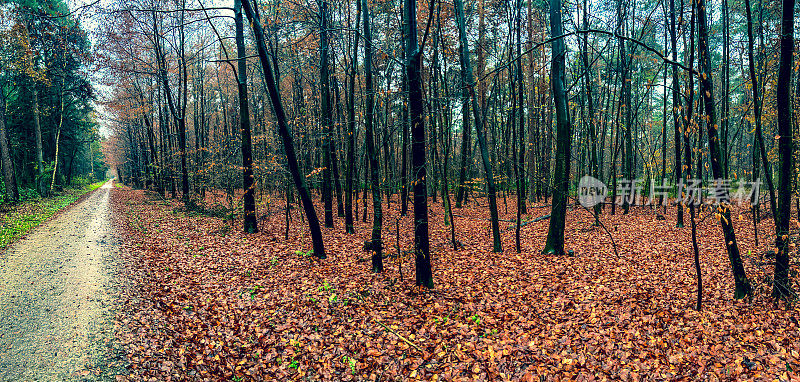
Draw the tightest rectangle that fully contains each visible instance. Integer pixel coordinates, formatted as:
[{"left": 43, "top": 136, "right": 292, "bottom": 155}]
[{"left": 0, "top": 0, "right": 107, "bottom": 203}]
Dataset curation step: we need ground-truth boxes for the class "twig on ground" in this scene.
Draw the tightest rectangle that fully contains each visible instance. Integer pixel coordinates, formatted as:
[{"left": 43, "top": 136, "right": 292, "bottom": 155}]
[{"left": 374, "top": 319, "right": 423, "bottom": 353}]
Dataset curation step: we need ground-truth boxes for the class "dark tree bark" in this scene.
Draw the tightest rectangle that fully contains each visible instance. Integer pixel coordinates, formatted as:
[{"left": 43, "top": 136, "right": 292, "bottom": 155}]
[
  {"left": 332, "top": 78, "right": 345, "bottom": 218},
  {"left": 743, "top": 0, "right": 778, "bottom": 222},
  {"left": 455, "top": 83, "right": 471, "bottom": 208},
  {"left": 454, "top": 0, "right": 502, "bottom": 252},
  {"left": 400, "top": 57, "right": 409, "bottom": 216},
  {"left": 152, "top": 7, "right": 189, "bottom": 202},
  {"left": 696, "top": 0, "right": 751, "bottom": 299},
  {"left": 0, "top": 100, "right": 18, "bottom": 203},
  {"left": 241, "top": 0, "right": 326, "bottom": 258},
  {"left": 177, "top": 6, "right": 189, "bottom": 203},
  {"left": 619, "top": 7, "right": 633, "bottom": 215},
  {"left": 320, "top": 0, "right": 334, "bottom": 228},
  {"left": 344, "top": 1, "right": 361, "bottom": 234},
  {"left": 33, "top": 87, "right": 44, "bottom": 195},
  {"left": 406, "top": 0, "right": 432, "bottom": 288},
  {"left": 542, "top": 0, "right": 572, "bottom": 256},
  {"left": 773, "top": 0, "right": 795, "bottom": 300},
  {"left": 669, "top": 0, "right": 683, "bottom": 227},
  {"left": 235, "top": 0, "right": 258, "bottom": 233},
  {"left": 582, "top": 0, "right": 599, "bottom": 225},
  {"left": 516, "top": 0, "right": 526, "bottom": 216},
  {"left": 683, "top": 3, "right": 702, "bottom": 310},
  {"left": 721, "top": 0, "right": 730, "bottom": 178},
  {"left": 363, "top": 0, "right": 383, "bottom": 273}
]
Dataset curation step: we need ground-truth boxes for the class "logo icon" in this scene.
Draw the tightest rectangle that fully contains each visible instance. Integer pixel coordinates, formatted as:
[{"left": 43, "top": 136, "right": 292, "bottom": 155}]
[{"left": 578, "top": 176, "right": 607, "bottom": 207}]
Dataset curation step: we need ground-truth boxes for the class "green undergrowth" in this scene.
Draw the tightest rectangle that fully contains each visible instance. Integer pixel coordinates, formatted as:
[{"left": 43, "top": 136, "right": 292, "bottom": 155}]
[{"left": 0, "top": 181, "right": 105, "bottom": 249}]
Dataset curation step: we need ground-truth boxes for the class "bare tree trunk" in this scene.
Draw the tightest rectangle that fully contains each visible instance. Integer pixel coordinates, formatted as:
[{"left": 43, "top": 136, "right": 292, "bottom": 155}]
[
  {"left": 344, "top": 0, "right": 361, "bottom": 234},
  {"left": 400, "top": 59, "right": 409, "bottom": 216},
  {"left": 33, "top": 88, "right": 44, "bottom": 195},
  {"left": 582, "top": 0, "right": 599, "bottom": 225},
  {"left": 0, "top": 100, "right": 18, "bottom": 202},
  {"left": 683, "top": 3, "right": 701, "bottom": 309},
  {"left": 406, "top": 0, "right": 432, "bottom": 287},
  {"left": 363, "top": 0, "right": 383, "bottom": 272},
  {"left": 696, "top": 0, "right": 751, "bottom": 299},
  {"left": 542, "top": 0, "right": 572, "bottom": 256},
  {"left": 744, "top": 0, "right": 778, "bottom": 221},
  {"left": 50, "top": 88, "right": 63, "bottom": 192},
  {"left": 773, "top": 0, "right": 795, "bottom": 300},
  {"left": 669, "top": 0, "right": 683, "bottom": 227},
  {"left": 235, "top": 0, "right": 258, "bottom": 233},
  {"left": 454, "top": 0, "right": 502, "bottom": 253},
  {"left": 516, "top": 0, "right": 526, "bottom": 216},
  {"left": 455, "top": 85, "right": 471, "bottom": 208},
  {"left": 320, "top": 0, "right": 334, "bottom": 228},
  {"left": 242, "top": 0, "right": 326, "bottom": 258},
  {"left": 178, "top": 4, "right": 189, "bottom": 202}
]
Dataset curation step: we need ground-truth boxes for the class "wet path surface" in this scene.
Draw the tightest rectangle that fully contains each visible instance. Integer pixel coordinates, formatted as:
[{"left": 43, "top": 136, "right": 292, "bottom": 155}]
[{"left": 0, "top": 181, "right": 122, "bottom": 381}]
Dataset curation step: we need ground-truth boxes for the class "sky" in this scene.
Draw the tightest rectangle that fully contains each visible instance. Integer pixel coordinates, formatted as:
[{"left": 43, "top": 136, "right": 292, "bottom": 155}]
[{"left": 67, "top": 0, "right": 114, "bottom": 137}]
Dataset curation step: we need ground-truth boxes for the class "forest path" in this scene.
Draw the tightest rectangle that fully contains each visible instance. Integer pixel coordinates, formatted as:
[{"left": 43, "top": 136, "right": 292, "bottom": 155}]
[{"left": 0, "top": 180, "right": 124, "bottom": 381}]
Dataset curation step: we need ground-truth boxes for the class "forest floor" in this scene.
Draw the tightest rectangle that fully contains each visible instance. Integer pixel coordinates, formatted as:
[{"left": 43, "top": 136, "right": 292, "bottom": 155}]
[
  {"left": 0, "top": 180, "right": 126, "bottom": 381},
  {"left": 111, "top": 187, "right": 800, "bottom": 381}
]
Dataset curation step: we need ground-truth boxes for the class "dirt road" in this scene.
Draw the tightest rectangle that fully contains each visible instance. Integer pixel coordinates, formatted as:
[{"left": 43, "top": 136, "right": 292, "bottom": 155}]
[{"left": 0, "top": 181, "right": 123, "bottom": 381}]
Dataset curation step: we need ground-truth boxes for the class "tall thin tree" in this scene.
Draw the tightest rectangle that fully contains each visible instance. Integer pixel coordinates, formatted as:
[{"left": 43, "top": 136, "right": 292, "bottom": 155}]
[
  {"left": 320, "top": 0, "right": 335, "bottom": 228},
  {"left": 363, "top": 0, "right": 383, "bottom": 272},
  {"left": 344, "top": 0, "right": 361, "bottom": 234},
  {"left": 543, "top": 0, "right": 572, "bottom": 256},
  {"left": 234, "top": 0, "right": 258, "bottom": 233},
  {"left": 454, "top": 0, "right": 502, "bottom": 252},
  {"left": 407, "top": 0, "right": 433, "bottom": 287},
  {"left": 773, "top": 0, "right": 795, "bottom": 300},
  {"left": 696, "top": 0, "right": 751, "bottom": 299},
  {"left": 241, "top": 0, "right": 326, "bottom": 258}
]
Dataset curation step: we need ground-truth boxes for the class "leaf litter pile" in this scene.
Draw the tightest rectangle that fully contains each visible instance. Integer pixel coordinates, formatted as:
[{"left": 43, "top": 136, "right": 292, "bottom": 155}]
[{"left": 111, "top": 187, "right": 800, "bottom": 381}]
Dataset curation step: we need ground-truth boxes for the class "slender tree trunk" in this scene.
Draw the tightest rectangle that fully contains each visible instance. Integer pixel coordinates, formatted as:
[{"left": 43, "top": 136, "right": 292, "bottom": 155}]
[
  {"left": 406, "top": 0, "right": 432, "bottom": 287},
  {"left": 320, "top": 0, "right": 334, "bottom": 228},
  {"left": 242, "top": 0, "right": 326, "bottom": 258},
  {"left": 696, "top": 0, "right": 751, "bottom": 299},
  {"left": 683, "top": 3, "right": 701, "bottom": 309},
  {"left": 363, "top": 0, "right": 383, "bottom": 272},
  {"left": 543, "top": 0, "right": 572, "bottom": 256},
  {"left": 332, "top": 78, "right": 345, "bottom": 218},
  {"left": 33, "top": 88, "right": 44, "bottom": 195},
  {"left": 400, "top": 63, "right": 409, "bottom": 216},
  {"left": 516, "top": 0, "right": 526, "bottom": 216},
  {"left": 661, "top": 25, "right": 667, "bottom": 211},
  {"left": 744, "top": 0, "right": 778, "bottom": 221},
  {"left": 455, "top": 84, "right": 471, "bottom": 208},
  {"left": 686, "top": 124, "right": 702, "bottom": 311},
  {"left": 669, "top": 0, "right": 683, "bottom": 227},
  {"left": 0, "top": 100, "right": 18, "bottom": 202},
  {"left": 773, "top": 0, "right": 795, "bottom": 300},
  {"left": 620, "top": 12, "right": 633, "bottom": 214},
  {"left": 721, "top": 0, "right": 730, "bottom": 178},
  {"left": 235, "top": 0, "right": 258, "bottom": 233},
  {"left": 345, "top": 1, "right": 361, "bottom": 234},
  {"left": 582, "top": 0, "right": 600, "bottom": 225},
  {"left": 50, "top": 88, "right": 63, "bottom": 192},
  {"left": 454, "top": 0, "right": 502, "bottom": 252},
  {"left": 178, "top": 5, "right": 189, "bottom": 203}
]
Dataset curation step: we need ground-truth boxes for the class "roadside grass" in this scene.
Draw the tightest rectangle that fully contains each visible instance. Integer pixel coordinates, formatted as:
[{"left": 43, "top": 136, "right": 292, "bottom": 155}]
[{"left": 0, "top": 181, "right": 106, "bottom": 249}]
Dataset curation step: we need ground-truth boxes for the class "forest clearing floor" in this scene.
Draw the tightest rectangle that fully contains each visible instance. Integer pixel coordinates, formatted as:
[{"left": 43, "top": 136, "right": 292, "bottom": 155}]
[
  {"left": 111, "top": 188, "right": 800, "bottom": 381},
  {"left": 0, "top": 180, "right": 126, "bottom": 381}
]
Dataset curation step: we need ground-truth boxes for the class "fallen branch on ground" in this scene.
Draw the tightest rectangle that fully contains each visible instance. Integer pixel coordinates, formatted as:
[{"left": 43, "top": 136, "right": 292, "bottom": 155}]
[{"left": 374, "top": 319, "right": 423, "bottom": 353}]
